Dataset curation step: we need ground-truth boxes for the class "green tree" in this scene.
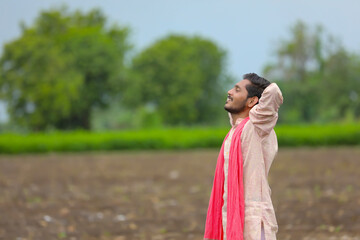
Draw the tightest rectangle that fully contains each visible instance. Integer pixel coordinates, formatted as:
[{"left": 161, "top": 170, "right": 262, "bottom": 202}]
[
  {"left": 124, "top": 34, "right": 231, "bottom": 125},
  {"left": 263, "top": 21, "right": 360, "bottom": 123},
  {"left": 264, "top": 21, "right": 328, "bottom": 83},
  {"left": 0, "top": 6, "right": 130, "bottom": 130},
  {"left": 320, "top": 50, "right": 360, "bottom": 121}
]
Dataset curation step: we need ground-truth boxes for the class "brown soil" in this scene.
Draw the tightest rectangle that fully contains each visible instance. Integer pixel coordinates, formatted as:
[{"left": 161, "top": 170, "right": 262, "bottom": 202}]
[{"left": 0, "top": 147, "right": 359, "bottom": 240}]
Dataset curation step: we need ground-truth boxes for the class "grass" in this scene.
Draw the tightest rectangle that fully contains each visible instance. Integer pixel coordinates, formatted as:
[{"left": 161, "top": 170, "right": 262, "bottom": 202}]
[{"left": 0, "top": 124, "right": 359, "bottom": 154}]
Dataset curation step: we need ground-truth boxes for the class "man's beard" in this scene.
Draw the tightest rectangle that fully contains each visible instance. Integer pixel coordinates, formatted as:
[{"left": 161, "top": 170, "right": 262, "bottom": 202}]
[{"left": 224, "top": 99, "right": 247, "bottom": 114}]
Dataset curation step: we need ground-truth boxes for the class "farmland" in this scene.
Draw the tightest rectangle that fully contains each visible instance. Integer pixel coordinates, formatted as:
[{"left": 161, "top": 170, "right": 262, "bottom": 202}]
[{"left": 0, "top": 147, "right": 359, "bottom": 240}]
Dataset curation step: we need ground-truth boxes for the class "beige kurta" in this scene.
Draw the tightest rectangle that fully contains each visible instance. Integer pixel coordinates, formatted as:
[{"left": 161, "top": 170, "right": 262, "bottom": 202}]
[{"left": 222, "top": 83, "right": 283, "bottom": 240}]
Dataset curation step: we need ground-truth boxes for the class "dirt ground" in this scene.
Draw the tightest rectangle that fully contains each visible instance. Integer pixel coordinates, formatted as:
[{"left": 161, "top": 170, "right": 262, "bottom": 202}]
[{"left": 0, "top": 147, "right": 359, "bottom": 240}]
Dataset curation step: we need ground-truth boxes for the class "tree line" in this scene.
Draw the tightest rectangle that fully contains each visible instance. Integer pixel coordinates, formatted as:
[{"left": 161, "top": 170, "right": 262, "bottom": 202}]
[
  {"left": 0, "top": 7, "right": 359, "bottom": 131},
  {"left": 263, "top": 22, "right": 360, "bottom": 124}
]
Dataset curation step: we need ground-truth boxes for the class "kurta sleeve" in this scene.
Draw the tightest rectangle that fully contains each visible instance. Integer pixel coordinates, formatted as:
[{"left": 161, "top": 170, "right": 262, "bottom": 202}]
[{"left": 249, "top": 83, "right": 283, "bottom": 138}]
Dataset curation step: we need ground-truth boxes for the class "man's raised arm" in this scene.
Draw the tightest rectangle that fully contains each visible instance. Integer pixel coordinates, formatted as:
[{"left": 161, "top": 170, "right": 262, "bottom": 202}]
[{"left": 249, "top": 83, "right": 283, "bottom": 138}]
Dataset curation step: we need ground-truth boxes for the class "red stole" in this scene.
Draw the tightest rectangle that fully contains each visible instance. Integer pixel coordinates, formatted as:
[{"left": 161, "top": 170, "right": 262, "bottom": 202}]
[{"left": 204, "top": 117, "right": 249, "bottom": 240}]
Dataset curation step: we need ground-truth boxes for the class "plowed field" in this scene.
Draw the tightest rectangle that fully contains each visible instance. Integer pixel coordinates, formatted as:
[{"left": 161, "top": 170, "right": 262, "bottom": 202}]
[{"left": 0, "top": 148, "right": 359, "bottom": 240}]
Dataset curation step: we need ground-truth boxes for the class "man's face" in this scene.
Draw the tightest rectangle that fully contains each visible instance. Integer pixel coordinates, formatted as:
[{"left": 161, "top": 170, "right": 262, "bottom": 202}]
[{"left": 224, "top": 79, "right": 251, "bottom": 114}]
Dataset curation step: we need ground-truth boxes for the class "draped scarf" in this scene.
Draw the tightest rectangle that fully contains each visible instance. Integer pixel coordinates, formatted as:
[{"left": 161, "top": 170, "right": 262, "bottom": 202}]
[{"left": 204, "top": 117, "right": 249, "bottom": 240}]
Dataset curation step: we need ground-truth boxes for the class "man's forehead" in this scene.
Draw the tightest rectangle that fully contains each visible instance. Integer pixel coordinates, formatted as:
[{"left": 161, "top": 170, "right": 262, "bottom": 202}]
[{"left": 236, "top": 79, "right": 251, "bottom": 87}]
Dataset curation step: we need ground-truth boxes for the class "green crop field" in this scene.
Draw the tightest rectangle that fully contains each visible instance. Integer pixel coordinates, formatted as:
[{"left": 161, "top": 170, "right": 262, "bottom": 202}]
[{"left": 0, "top": 124, "right": 359, "bottom": 154}]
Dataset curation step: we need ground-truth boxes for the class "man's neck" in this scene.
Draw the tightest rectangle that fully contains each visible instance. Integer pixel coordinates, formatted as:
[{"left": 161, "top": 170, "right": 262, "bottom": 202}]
[{"left": 231, "top": 111, "right": 249, "bottom": 126}]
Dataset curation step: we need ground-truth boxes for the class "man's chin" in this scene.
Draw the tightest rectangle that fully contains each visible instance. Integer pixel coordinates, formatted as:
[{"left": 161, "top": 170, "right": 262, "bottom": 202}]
[
  {"left": 224, "top": 104, "right": 230, "bottom": 112},
  {"left": 224, "top": 103, "right": 245, "bottom": 114},
  {"left": 224, "top": 105, "right": 238, "bottom": 114}
]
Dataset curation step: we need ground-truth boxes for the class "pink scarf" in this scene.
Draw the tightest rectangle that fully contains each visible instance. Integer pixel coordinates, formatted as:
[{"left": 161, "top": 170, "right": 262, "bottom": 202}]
[{"left": 204, "top": 117, "right": 249, "bottom": 240}]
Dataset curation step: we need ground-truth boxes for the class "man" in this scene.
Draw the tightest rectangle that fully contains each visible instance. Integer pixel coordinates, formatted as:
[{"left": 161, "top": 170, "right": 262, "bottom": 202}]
[{"left": 204, "top": 73, "right": 283, "bottom": 240}]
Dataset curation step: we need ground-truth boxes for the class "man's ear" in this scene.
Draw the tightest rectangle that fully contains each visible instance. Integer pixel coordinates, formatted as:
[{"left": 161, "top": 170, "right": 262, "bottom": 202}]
[{"left": 247, "top": 96, "right": 259, "bottom": 108}]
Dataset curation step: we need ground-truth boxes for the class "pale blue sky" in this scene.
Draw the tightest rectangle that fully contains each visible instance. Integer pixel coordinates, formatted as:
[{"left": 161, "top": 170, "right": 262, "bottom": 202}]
[{"left": 0, "top": 0, "right": 359, "bottom": 122}]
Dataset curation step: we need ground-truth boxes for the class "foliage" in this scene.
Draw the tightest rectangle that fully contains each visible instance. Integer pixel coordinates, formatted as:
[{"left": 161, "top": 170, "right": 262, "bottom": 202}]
[
  {"left": 90, "top": 102, "right": 163, "bottom": 130},
  {"left": 124, "top": 34, "right": 232, "bottom": 126},
  {"left": 0, "top": 6, "right": 131, "bottom": 130},
  {"left": 264, "top": 21, "right": 360, "bottom": 123},
  {"left": 0, "top": 124, "right": 359, "bottom": 154}
]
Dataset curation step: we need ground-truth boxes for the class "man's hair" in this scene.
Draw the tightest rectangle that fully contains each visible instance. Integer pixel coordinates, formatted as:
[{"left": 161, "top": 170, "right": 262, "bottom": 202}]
[{"left": 243, "top": 73, "right": 271, "bottom": 101}]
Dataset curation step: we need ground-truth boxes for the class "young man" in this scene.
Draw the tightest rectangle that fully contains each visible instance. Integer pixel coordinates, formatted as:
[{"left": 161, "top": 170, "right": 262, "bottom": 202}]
[{"left": 204, "top": 73, "right": 283, "bottom": 240}]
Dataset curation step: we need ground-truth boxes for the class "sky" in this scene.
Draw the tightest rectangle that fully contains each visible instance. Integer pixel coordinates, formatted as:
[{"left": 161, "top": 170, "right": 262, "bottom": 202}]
[{"left": 0, "top": 0, "right": 359, "bottom": 122}]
